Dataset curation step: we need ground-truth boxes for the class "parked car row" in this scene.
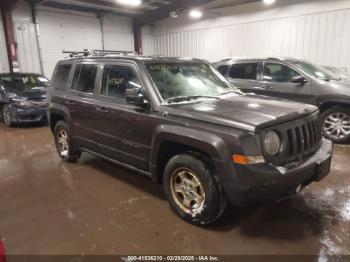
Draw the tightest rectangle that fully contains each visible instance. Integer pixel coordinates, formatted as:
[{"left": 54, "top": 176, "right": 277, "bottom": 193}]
[{"left": 43, "top": 51, "right": 333, "bottom": 225}]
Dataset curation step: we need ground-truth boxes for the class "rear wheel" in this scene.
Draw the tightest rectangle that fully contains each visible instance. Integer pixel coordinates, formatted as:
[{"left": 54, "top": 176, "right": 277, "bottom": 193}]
[
  {"left": 54, "top": 121, "right": 81, "bottom": 162},
  {"left": 163, "top": 153, "right": 227, "bottom": 225},
  {"left": 2, "top": 104, "right": 12, "bottom": 127},
  {"left": 321, "top": 107, "right": 350, "bottom": 143}
]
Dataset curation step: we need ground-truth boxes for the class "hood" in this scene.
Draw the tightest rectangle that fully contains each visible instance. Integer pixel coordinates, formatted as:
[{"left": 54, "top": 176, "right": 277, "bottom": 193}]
[
  {"left": 163, "top": 94, "right": 318, "bottom": 132},
  {"left": 7, "top": 86, "right": 47, "bottom": 100}
]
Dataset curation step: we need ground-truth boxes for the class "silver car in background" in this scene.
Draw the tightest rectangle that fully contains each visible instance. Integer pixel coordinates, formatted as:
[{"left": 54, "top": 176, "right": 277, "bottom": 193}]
[{"left": 214, "top": 57, "right": 350, "bottom": 143}]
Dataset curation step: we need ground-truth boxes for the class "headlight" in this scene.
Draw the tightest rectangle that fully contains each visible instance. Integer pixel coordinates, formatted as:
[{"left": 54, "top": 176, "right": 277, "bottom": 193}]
[{"left": 263, "top": 130, "right": 280, "bottom": 156}]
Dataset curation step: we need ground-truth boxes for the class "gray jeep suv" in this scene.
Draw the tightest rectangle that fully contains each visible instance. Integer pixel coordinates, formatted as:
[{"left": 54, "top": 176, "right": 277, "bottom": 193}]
[
  {"left": 214, "top": 58, "right": 350, "bottom": 143},
  {"left": 47, "top": 51, "right": 332, "bottom": 225}
]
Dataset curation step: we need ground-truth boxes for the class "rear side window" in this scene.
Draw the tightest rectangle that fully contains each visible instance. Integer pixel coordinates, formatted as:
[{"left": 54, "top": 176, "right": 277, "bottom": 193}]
[
  {"left": 217, "top": 65, "right": 229, "bottom": 75},
  {"left": 101, "top": 65, "right": 141, "bottom": 100},
  {"left": 71, "top": 64, "right": 98, "bottom": 93},
  {"left": 229, "top": 63, "right": 258, "bottom": 80},
  {"left": 52, "top": 64, "right": 72, "bottom": 90}
]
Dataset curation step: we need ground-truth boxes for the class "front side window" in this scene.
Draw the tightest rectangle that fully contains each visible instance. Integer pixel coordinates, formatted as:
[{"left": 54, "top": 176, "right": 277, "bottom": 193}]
[
  {"left": 101, "top": 65, "right": 141, "bottom": 99},
  {"left": 71, "top": 64, "right": 98, "bottom": 93},
  {"left": 229, "top": 63, "right": 258, "bottom": 80},
  {"left": 145, "top": 62, "right": 239, "bottom": 102},
  {"left": 263, "top": 63, "right": 300, "bottom": 83}
]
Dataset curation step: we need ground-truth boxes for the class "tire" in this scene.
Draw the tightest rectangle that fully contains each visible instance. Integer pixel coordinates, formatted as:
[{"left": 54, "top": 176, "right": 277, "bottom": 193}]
[
  {"left": 321, "top": 106, "right": 350, "bottom": 143},
  {"left": 54, "top": 120, "right": 81, "bottom": 162},
  {"left": 2, "top": 104, "right": 12, "bottom": 127},
  {"left": 163, "top": 153, "right": 227, "bottom": 225}
]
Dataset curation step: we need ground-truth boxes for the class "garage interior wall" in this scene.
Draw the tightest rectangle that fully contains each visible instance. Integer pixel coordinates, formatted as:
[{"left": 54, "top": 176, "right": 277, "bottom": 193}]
[
  {"left": 143, "top": 0, "right": 350, "bottom": 70},
  {"left": 0, "top": 12, "right": 10, "bottom": 73},
  {"left": 11, "top": 0, "right": 134, "bottom": 78}
]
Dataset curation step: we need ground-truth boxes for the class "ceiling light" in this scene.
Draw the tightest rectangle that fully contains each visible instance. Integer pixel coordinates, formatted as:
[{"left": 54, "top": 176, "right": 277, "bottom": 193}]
[
  {"left": 189, "top": 10, "right": 202, "bottom": 19},
  {"left": 263, "top": 0, "right": 276, "bottom": 4},
  {"left": 117, "top": 0, "right": 142, "bottom": 6}
]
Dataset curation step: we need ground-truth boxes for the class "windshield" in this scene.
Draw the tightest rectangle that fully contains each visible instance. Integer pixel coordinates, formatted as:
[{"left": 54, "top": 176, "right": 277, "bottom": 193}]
[
  {"left": 292, "top": 61, "right": 339, "bottom": 81},
  {"left": 145, "top": 62, "right": 239, "bottom": 102},
  {"left": 0, "top": 75, "right": 50, "bottom": 90}
]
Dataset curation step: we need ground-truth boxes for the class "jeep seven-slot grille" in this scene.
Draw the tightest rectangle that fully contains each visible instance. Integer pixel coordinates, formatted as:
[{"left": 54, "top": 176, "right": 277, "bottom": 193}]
[
  {"left": 285, "top": 118, "right": 322, "bottom": 161},
  {"left": 265, "top": 112, "right": 322, "bottom": 166}
]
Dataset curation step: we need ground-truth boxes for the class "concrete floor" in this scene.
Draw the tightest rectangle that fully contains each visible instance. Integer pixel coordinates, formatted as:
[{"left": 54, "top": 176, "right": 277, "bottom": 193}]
[{"left": 0, "top": 122, "right": 349, "bottom": 256}]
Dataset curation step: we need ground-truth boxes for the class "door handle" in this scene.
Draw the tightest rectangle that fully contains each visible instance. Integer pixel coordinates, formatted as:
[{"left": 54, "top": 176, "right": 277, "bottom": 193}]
[
  {"left": 66, "top": 100, "right": 75, "bottom": 105},
  {"left": 96, "top": 107, "right": 110, "bottom": 113},
  {"left": 262, "top": 85, "right": 273, "bottom": 90}
]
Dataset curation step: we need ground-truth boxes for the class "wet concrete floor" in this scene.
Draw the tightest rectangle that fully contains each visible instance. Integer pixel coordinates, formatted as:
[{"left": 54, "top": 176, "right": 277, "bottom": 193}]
[{"left": 0, "top": 123, "right": 349, "bottom": 256}]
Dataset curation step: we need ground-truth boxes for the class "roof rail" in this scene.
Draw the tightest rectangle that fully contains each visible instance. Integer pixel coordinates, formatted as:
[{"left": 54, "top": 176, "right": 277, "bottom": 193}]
[{"left": 63, "top": 49, "right": 137, "bottom": 59}]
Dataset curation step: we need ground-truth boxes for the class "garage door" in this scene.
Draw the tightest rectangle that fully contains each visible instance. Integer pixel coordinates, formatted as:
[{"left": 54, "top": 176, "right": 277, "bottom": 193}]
[
  {"left": 36, "top": 10, "right": 102, "bottom": 78},
  {"left": 14, "top": 22, "right": 41, "bottom": 75},
  {"left": 0, "top": 14, "right": 10, "bottom": 73}
]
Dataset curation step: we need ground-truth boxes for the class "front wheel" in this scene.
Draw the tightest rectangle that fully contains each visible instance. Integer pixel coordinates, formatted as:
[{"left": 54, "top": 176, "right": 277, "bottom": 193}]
[
  {"left": 2, "top": 104, "right": 12, "bottom": 127},
  {"left": 163, "top": 153, "right": 227, "bottom": 225},
  {"left": 321, "top": 107, "right": 350, "bottom": 143},
  {"left": 54, "top": 121, "right": 81, "bottom": 162}
]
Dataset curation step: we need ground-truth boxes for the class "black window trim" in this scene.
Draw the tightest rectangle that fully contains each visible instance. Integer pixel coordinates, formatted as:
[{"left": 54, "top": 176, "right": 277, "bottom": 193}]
[{"left": 69, "top": 62, "right": 100, "bottom": 96}]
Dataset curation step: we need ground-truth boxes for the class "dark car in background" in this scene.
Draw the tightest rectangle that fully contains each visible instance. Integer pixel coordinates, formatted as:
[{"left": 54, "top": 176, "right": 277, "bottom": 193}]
[
  {"left": 214, "top": 58, "right": 350, "bottom": 143},
  {"left": 0, "top": 73, "right": 49, "bottom": 126}
]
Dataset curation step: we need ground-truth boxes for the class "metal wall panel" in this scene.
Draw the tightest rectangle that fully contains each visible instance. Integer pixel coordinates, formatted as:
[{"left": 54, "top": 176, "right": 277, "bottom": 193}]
[
  {"left": 0, "top": 14, "right": 10, "bottom": 73},
  {"left": 14, "top": 22, "right": 41, "bottom": 74},
  {"left": 36, "top": 10, "right": 103, "bottom": 78},
  {"left": 102, "top": 15, "right": 134, "bottom": 51},
  {"left": 145, "top": 6, "right": 350, "bottom": 71}
]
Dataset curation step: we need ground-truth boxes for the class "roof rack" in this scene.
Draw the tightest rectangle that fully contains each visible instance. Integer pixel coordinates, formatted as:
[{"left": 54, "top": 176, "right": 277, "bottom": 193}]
[{"left": 63, "top": 49, "right": 137, "bottom": 59}]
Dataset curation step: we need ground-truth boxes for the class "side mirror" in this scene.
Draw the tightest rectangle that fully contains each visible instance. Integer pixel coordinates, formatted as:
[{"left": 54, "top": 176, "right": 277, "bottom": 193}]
[
  {"left": 292, "top": 75, "right": 308, "bottom": 84},
  {"left": 126, "top": 87, "right": 146, "bottom": 106}
]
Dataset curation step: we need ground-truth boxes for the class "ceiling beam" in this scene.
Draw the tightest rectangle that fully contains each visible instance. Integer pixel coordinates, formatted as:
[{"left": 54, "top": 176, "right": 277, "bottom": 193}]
[{"left": 0, "top": 0, "right": 19, "bottom": 10}]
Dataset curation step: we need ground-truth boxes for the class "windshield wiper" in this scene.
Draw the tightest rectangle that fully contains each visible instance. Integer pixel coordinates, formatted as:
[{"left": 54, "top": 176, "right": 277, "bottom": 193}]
[{"left": 164, "top": 95, "right": 219, "bottom": 104}]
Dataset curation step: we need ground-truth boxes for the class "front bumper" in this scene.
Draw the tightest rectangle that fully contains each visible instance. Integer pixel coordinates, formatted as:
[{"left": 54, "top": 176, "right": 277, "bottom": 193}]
[
  {"left": 8, "top": 104, "right": 47, "bottom": 123},
  {"left": 224, "top": 138, "right": 333, "bottom": 206}
]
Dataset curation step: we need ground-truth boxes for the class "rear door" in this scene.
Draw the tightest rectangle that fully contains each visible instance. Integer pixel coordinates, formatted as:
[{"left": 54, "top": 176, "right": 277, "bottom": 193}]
[
  {"left": 66, "top": 62, "right": 100, "bottom": 152},
  {"left": 255, "top": 61, "right": 313, "bottom": 103},
  {"left": 226, "top": 62, "right": 262, "bottom": 93},
  {"left": 94, "top": 62, "right": 153, "bottom": 171}
]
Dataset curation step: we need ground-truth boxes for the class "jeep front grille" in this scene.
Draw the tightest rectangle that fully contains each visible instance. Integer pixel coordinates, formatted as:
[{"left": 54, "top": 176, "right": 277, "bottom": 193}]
[
  {"left": 264, "top": 112, "right": 322, "bottom": 166},
  {"left": 286, "top": 118, "right": 322, "bottom": 161}
]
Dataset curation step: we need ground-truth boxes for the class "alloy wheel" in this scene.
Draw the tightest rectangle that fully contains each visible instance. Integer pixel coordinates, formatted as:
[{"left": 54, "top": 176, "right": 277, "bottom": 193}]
[
  {"left": 323, "top": 112, "right": 350, "bottom": 140},
  {"left": 170, "top": 167, "right": 206, "bottom": 215},
  {"left": 57, "top": 129, "right": 69, "bottom": 157},
  {"left": 3, "top": 106, "right": 11, "bottom": 126}
]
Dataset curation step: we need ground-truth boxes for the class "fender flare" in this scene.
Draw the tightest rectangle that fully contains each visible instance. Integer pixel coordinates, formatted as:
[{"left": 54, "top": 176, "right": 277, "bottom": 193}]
[{"left": 150, "top": 125, "right": 241, "bottom": 190}]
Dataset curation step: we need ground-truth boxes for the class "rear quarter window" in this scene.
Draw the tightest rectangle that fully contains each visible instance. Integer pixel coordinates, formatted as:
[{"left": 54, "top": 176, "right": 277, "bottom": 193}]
[
  {"left": 229, "top": 63, "right": 258, "bottom": 80},
  {"left": 52, "top": 64, "right": 72, "bottom": 90},
  {"left": 217, "top": 65, "right": 229, "bottom": 75}
]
